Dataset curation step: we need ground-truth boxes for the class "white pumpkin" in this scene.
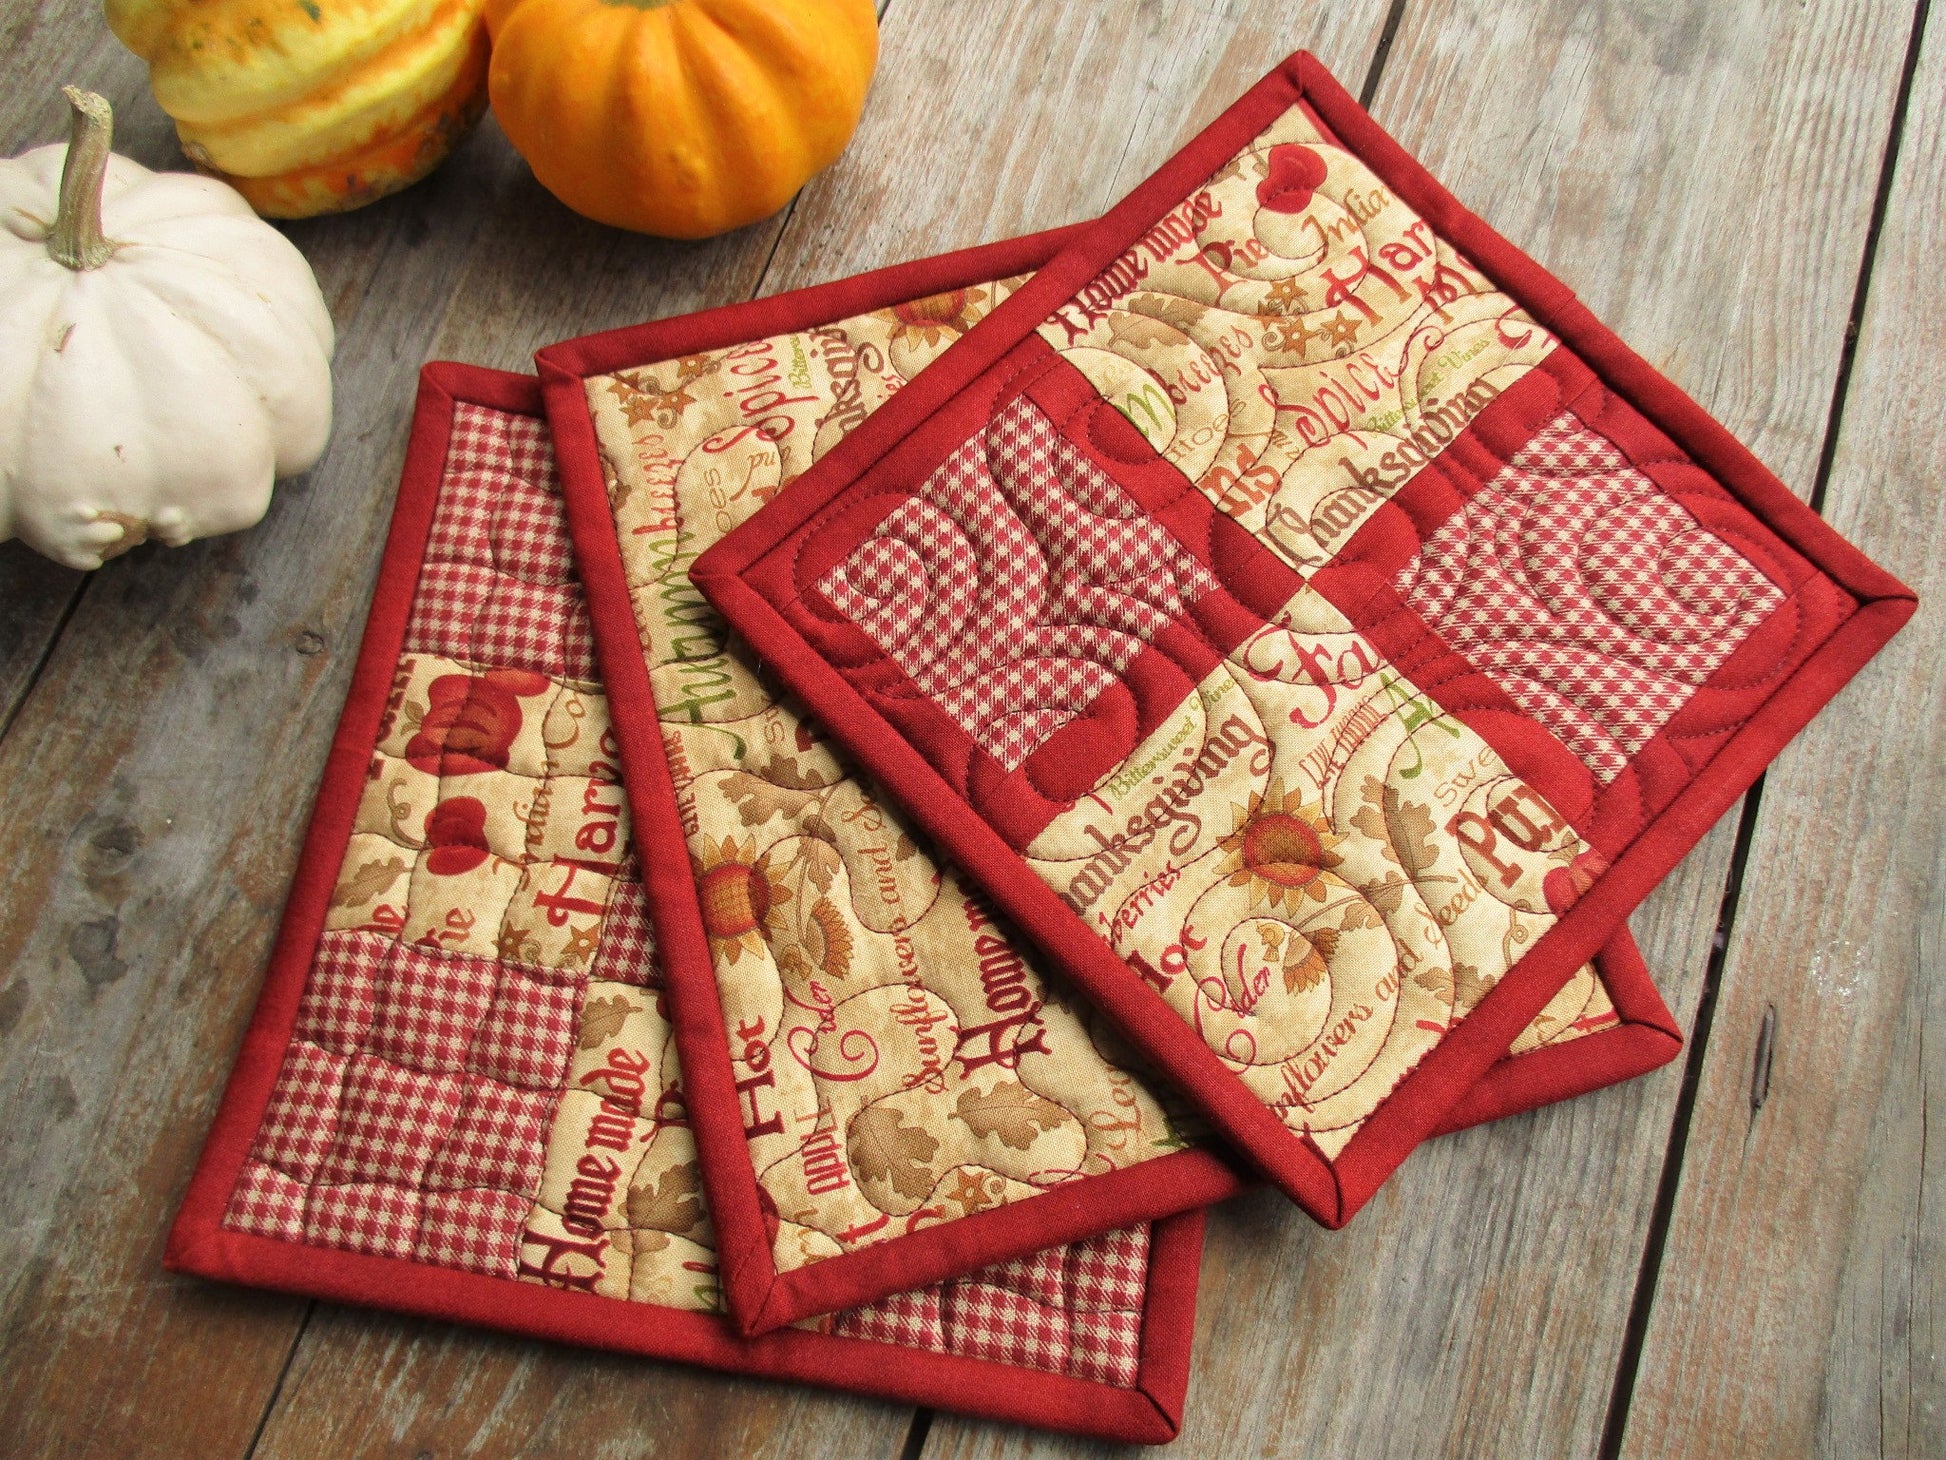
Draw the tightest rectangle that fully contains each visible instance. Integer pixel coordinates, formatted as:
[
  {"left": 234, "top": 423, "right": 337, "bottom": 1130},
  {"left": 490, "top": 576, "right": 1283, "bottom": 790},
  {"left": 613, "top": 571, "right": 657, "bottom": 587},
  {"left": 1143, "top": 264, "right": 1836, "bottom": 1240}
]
[{"left": 0, "top": 88, "right": 335, "bottom": 570}]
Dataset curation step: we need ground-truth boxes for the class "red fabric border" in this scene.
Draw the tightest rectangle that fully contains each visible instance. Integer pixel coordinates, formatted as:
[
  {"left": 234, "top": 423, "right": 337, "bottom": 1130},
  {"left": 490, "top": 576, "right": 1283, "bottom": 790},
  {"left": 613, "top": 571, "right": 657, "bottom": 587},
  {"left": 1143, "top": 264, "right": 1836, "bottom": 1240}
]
[
  {"left": 162, "top": 362, "right": 1202, "bottom": 1445},
  {"left": 682, "top": 51, "right": 1911, "bottom": 1225}
]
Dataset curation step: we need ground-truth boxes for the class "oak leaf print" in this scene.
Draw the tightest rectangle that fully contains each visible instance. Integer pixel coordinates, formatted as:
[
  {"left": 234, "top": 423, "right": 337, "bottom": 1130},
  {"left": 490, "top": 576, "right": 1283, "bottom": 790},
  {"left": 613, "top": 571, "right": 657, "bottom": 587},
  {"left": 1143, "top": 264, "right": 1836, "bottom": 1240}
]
[
  {"left": 848, "top": 1104, "right": 940, "bottom": 1201},
  {"left": 1338, "top": 899, "right": 1385, "bottom": 932},
  {"left": 1349, "top": 775, "right": 1391, "bottom": 844},
  {"left": 330, "top": 855, "right": 406, "bottom": 909},
  {"left": 954, "top": 1081, "right": 1067, "bottom": 1151},
  {"left": 1389, "top": 796, "right": 1443, "bottom": 880},
  {"left": 634, "top": 1229, "right": 671, "bottom": 1256},
  {"left": 718, "top": 771, "right": 818, "bottom": 829},
  {"left": 1362, "top": 872, "right": 1409, "bottom": 918},
  {"left": 1453, "top": 962, "right": 1496, "bottom": 1013},
  {"left": 1413, "top": 962, "right": 1494, "bottom": 1015},
  {"left": 628, "top": 1160, "right": 704, "bottom": 1237},
  {"left": 1353, "top": 775, "right": 1444, "bottom": 881},
  {"left": 1105, "top": 312, "right": 1181, "bottom": 351},
  {"left": 578, "top": 993, "right": 643, "bottom": 1050}
]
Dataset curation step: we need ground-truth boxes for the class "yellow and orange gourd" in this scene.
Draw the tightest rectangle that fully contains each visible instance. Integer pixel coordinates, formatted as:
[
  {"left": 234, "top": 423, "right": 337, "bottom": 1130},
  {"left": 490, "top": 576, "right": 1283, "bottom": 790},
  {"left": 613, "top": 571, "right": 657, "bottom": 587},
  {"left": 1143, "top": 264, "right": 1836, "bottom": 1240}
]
[
  {"left": 105, "top": 0, "right": 490, "bottom": 218},
  {"left": 485, "top": 0, "right": 878, "bottom": 238}
]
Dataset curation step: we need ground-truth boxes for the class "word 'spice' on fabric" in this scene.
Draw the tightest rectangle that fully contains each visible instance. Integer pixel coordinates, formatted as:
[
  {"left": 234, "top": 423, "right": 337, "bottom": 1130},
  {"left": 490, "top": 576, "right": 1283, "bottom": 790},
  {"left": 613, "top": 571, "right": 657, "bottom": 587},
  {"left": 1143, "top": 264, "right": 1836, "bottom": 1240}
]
[{"left": 676, "top": 54, "right": 1913, "bottom": 1226}]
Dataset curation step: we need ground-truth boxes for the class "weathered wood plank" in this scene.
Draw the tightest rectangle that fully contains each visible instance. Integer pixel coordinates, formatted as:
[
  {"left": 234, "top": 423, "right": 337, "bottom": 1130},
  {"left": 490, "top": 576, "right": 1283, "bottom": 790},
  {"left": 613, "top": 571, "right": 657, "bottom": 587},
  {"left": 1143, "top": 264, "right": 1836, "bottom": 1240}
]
[
  {"left": 0, "top": 5, "right": 188, "bottom": 736},
  {"left": 1617, "top": 9, "right": 1942, "bottom": 1455},
  {"left": 0, "top": 547, "right": 81, "bottom": 736},
  {"left": 250, "top": 1305, "right": 918, "bottom": 1460},
  {"left": 921, "top": 0, "right": 1920, "bottom": 1455},
  {"left": 758, "top": 0, "right": 1392, "bottom": 292}
]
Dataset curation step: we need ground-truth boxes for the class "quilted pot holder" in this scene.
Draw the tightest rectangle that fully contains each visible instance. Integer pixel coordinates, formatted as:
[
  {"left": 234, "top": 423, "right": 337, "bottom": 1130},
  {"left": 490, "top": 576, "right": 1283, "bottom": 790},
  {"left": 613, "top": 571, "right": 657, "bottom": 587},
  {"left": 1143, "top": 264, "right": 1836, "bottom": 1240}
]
[
  {"left": 681, "top": 53, "right": 1914, "bottom": 1226},
  {"left": 538, "top": 225, "right": 1678, "bottom": 1339},
  {"left": 165, "top": 366, "right": 1204, "bottom": 1445}
]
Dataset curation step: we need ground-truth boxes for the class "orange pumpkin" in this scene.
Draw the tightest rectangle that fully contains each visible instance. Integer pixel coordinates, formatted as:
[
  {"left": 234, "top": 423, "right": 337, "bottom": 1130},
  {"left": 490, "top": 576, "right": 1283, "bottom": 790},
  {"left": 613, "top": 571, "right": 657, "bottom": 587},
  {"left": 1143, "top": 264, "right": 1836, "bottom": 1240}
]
[
  {"left": 485, "top": 0, "right": 878, "bottom": 238},
  {"left": 105, "top": 0, "right": 491, "bottom": 218}
]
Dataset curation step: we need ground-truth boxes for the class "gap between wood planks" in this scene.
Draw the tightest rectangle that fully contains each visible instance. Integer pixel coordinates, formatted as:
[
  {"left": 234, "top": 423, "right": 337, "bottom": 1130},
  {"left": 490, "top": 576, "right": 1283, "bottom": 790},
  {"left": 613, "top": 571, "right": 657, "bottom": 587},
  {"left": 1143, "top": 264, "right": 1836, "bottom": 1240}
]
[
  {"left": 0, "top": 579, "right": 87, "bottom": 744},
  {"left": 1595, "top": 1, "right": 1935, "bottom": 1454}
]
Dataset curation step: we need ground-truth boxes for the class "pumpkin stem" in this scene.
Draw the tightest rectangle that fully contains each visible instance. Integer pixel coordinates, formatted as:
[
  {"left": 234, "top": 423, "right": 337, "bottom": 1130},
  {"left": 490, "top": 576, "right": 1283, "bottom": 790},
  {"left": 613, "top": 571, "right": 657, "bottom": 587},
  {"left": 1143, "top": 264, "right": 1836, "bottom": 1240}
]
[{"left": 48, "top": 87, "right": 119, "bottom": 271}]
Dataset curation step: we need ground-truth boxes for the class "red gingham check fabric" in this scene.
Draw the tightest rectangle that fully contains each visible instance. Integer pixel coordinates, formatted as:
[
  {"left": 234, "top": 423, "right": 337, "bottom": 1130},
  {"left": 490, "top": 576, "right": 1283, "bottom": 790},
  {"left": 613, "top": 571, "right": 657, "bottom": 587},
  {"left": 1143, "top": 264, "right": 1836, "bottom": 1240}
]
[
  {"left": 366, "top": 943, "right": 500, "bottom": 1074},
  {"left": 417, "top": 1186, "right": 534, "bottom": 1276},
  {"left": 227, "top": 1158, "right": 307, "bottom": 1242},
  {"left": 588, "top": 876, "right": 657, "bottom": 986},
  {"left": 304, "top": 1180, "right": 424, "bottom": 1260},
  {"left": 424, "top": 1077, "right": 557, "bottom": 1192},
  {"left": 830, "top": 1284, "right": 946, "bottom": 1351},
  {"left": 291, "top": 930, "right": 385, "bottom": 1054},
  {"left": 491, "top": 478, "right": 577, "bottom": 586},
  {"left": 315, "top": 1055, "right": 468, "bottom": 1186},
  {"left": 1065, "top": 1225, "right": 1150, "bottom": 1312},
  {"left": 429, "top": 405, "right": 560, "bottom": 568},
  {"left": 410, "top": 405, "right": 596, "bottom": 681},
  {"left": 406, "top": 565, "right": 596, "bottom": 682},
  {"left": 832, "top": 1222, "right": 1150, "bottom": 1386},
  {"left": 817, "top": 394, "right": 1218, "bottom": 770},
  {"left": 1397, "top": 412, "right": 1785, "bottom": 782},
  {"left": 250, "top": 1042, "right": 350, "bottom": 1181},
  {"left": 465, "top": 965, "right": 583, "bottom": 1089}
]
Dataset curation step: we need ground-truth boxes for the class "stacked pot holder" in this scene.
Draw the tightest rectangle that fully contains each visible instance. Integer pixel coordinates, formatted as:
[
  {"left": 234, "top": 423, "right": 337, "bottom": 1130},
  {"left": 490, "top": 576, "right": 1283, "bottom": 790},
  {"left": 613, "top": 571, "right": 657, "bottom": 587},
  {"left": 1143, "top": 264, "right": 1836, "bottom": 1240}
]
[{"left": 172, "top": 52, "right": 1910, "bottom": 1443}]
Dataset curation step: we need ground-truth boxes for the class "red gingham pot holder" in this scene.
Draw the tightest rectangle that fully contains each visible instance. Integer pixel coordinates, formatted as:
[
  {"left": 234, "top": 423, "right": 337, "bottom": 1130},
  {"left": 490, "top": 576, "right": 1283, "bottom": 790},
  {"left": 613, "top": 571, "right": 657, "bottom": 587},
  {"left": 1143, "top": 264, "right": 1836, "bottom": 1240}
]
[
  {"left": 165, "top": 366, "right": 1205, "bottom": 1444},
  {"left": 682, "top": 53, "right": 1913, "bottom": 1226}
]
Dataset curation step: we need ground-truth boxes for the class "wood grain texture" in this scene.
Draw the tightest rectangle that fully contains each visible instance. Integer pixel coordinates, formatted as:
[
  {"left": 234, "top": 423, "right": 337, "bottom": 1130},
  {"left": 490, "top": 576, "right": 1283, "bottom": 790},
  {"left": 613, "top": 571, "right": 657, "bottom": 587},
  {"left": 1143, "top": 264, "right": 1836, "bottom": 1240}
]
[
  {"left": 0, "top": 1, "right": 185, "bottom": 735},
  {"left": 760, "top": 0, "right": 1394, "bottom": 292},
  {"left": 1617, "top": 10, "right": 1943, "bottom": 1457},
  {"left": 922, "top": 1, "right": 1920, "bottom": 1455},
  {"left": 250, "top": 1306, "right": 917, "bottom": 1460}
]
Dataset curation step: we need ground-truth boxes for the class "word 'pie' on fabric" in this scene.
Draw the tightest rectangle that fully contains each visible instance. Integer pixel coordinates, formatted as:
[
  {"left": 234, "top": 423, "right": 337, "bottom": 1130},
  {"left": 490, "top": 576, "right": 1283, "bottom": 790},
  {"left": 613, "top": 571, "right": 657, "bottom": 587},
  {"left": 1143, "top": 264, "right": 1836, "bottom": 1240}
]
[
  {"left": 164, "top": 366, "right": 1208, "bottom": 1445},
  {"left": 682, "top": 54, "right": 1913, "bottom": 1225},
  {"left": 538, "top": 214, "right": 1682, "bottom": 1334}
]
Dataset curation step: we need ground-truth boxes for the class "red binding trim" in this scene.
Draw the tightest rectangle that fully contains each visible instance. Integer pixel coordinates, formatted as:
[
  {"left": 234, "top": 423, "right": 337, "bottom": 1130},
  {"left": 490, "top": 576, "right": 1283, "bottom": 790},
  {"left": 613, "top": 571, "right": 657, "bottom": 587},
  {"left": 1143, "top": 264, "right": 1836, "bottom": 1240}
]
[{"left": 682, "top": 52, "right": 1911, "bottom": 1224}]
